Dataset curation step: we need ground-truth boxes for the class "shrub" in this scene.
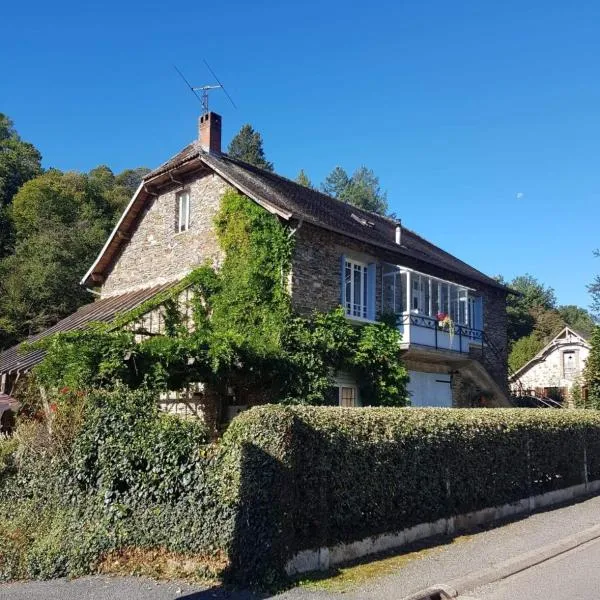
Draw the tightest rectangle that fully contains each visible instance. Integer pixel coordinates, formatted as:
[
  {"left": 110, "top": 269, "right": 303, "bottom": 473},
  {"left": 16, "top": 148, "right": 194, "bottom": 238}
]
[
  {"left": 7, "top": 401, "right": 600, "bottom": 588},
  {"left": 585, "top": 326, "right": 600, "bottom": 408},
  {"left": 0, "top": 387, "right": 222, "bottom": 582},
  {"left": 221, "top": 405, "right": 600, "bottom": 584}
]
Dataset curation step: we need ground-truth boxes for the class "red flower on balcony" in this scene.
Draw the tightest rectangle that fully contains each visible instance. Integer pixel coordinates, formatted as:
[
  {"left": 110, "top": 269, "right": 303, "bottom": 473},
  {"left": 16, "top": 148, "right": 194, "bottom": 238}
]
[{"left": 436, "top": 312, "right": 448, "bottom": 321}]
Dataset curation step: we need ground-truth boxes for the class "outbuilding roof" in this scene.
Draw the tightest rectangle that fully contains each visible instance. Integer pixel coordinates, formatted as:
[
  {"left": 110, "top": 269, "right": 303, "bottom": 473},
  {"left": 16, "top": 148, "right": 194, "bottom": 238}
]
[{"left": 0, "top": 283, "right": 173, "bottom": 375}]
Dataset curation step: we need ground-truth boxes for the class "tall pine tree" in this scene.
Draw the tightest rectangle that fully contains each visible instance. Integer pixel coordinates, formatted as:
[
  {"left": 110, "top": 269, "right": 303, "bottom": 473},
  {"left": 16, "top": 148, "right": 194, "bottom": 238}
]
[
  {"left": 321, "top": 165, "right": 388, "bottom": 215},
  {"left": 295, "top": 169, "right": 313, "bottom": 188},
  {"left": 227, "top": 124, "right": 273, "bottom": 171}
]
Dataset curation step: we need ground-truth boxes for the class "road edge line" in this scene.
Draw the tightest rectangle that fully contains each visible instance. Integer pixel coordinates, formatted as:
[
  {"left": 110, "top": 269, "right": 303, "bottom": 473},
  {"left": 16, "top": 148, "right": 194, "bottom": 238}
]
[{"left": 401, "top": 523, "right": 600, "bottom": 600}]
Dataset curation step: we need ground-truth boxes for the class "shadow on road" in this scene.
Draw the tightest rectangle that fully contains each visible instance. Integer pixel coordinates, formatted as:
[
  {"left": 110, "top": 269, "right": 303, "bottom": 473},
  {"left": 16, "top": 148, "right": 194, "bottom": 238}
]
[{"left": 178, "top": 585, "right": 269, "bottom": 599}]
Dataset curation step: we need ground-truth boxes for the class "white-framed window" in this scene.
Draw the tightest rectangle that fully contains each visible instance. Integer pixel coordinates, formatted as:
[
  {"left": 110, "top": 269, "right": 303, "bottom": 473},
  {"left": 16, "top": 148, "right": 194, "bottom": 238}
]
[
  {"left": 344, "top": 258, "right": 369, "bottom": 319},
  {"left": 339, "top": 386, "right": 358, "bottom": 407},
  {"left": 382, "top": 266, "right": 483, "bottom": 329},
  {"left": 177, "top": 190, "right": 190, "bottom": 233}
]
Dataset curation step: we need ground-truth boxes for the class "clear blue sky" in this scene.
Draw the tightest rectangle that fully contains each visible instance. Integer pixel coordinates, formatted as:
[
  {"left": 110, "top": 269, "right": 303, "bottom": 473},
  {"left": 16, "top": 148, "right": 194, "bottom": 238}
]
[{"left": 2, "top": 1, "right": 599, "bottom": 309}]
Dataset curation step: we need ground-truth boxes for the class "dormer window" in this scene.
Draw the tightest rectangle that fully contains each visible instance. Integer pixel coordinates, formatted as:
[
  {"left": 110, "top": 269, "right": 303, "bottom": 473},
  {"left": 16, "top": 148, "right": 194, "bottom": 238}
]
[{"left": 177, "top": 191, "right": 190, "bottom": 233}]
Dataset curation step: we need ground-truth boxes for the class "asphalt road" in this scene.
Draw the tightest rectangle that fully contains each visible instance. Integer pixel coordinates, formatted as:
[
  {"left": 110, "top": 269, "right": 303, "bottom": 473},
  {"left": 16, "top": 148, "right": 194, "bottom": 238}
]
[
  {"left": 3, "top": 494, "right": 600, "bottom": 600},
  {"left": 467, "top": 537, "right": 600, "bottom": 600}
]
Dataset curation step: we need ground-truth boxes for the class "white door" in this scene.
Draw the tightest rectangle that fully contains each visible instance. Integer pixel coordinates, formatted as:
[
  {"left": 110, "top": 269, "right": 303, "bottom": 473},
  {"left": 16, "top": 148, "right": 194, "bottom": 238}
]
[{"left": 407, "top": 371, "right": 453, "bottom": 407}]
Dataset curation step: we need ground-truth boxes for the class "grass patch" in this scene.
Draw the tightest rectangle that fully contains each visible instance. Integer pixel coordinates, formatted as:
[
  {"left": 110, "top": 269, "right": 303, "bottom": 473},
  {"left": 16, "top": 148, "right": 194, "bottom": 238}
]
[
  {"left": 298, "top": 534, "right": 473, "bottom": 592},
  {"left": 97, "top": 547, "right": 228, "bottom": 583}
]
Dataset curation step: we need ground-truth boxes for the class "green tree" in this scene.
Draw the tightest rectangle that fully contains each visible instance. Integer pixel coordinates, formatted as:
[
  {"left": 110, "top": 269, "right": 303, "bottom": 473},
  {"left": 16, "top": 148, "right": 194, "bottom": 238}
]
[
  {"left": 508, "top": 333, "right": 544, "bottom": 372},
  {"left": 322, "top": 165, "right": 388, "bottom": 215},
  {"left": 0, "top": 170, "right": 113, "bottom": 348},
  {"left": 88, "top": 165, "right": 150, "bottom": 219},
  {"left": 322, "top": 166, "right": 350, "bottom": 198},
  {"left": 531, "top": 306, "right": 567, "bottom": 342},
  {"left": 227, "top": 124, "right": 273, "bottom": 171},
  {"left": 557, "top": 305, "right": 596, "bottom": 337},
  {"left": 584, "top": 326, "right": 600, "bottom": 409},
  {"left": 501, "top": 274, "right": 558, "bottom": 344},
  {"left": 510, "top": 274, "right": 556, "bottom": 309},
  {"left": 295, "top": 169, "right": 313, "bottom": 188},
  {"left": 0, "top": 114, "right": 43, "bottom": 257}
]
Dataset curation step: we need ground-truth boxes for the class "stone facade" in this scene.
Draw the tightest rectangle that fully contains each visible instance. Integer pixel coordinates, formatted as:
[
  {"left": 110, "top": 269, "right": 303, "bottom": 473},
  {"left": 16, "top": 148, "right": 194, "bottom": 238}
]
[
  {"left": 101, "top": 173, "right": 232, "bottom": 298},
  {"left": 476, "top": 286, "right": 509, "bottom": 397},
  {"left": 97, "top": 168, "right": 509, "bottom": 408},
  {"left": 291, "top": 222, "right": 382, "bottom": 315},
  {"left": 511, "top": 330, "right": 590, "bottom": 396},
  {"left": 290, "top": 222, "right": 509, "bottom": 405}
]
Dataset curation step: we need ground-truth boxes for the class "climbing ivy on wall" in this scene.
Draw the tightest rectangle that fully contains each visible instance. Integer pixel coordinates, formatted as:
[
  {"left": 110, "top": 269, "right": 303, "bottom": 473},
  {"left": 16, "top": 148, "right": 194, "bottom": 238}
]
[{"left": 30, "top": 190, "right": 409, "bottom": 407}]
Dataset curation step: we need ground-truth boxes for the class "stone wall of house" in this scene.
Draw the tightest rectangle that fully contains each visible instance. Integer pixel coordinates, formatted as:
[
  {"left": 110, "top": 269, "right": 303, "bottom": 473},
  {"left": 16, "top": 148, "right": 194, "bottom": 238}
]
[
  {"left": 513, "top": 343, "right": 590, "bottom": 392},
  {"left": 101, "top": 173, "right": 232, "bottom": 298},
  {"left": 291, "top": 222, "right": 510, "bottom": 402},
  {"left": 291, "top": 222, "right": 383, "bottom": 315},
  {"left": 476, "top": 286, "right": 509, "bottom": 397}
]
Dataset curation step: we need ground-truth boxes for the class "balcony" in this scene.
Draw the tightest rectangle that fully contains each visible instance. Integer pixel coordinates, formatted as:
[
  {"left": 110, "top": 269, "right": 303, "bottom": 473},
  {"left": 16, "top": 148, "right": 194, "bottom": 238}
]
[
  {"left": 398, "top": 312, "right": 483, "bottom": 354},
  {"left": 382, "top": 265, "right": 484, "bottom": 354}
]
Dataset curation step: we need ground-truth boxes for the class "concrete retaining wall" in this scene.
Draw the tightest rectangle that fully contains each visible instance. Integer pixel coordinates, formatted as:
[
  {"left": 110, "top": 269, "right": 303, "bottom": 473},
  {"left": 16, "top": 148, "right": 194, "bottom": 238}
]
[{"left": 285, "top": 479, "right": 600, "bottom": 575}]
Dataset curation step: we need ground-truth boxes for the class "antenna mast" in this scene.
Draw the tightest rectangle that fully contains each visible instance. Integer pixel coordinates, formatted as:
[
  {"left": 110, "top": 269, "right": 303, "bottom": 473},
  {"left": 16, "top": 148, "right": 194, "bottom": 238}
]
[
  {"left": 173, "top": 61, "right": 237, "bottom": 115},
  {"left": 194, "top": 84, "right": 222, "bottom": 114}
]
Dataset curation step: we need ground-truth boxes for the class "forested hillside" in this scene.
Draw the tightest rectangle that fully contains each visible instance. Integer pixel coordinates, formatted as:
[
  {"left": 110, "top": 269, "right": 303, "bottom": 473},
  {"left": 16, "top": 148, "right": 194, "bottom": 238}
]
[{"left": 0, "top": 114, "right": 149, "bottom": 350}]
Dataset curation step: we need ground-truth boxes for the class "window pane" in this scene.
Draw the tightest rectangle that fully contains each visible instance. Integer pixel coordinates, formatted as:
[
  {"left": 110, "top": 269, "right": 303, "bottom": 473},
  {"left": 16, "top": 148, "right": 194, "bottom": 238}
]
[
  {"left": 382, "top": 265, "right": 403, "bottom": 315},
  {"left": 353, "top": 264, "right": 361, "bottom": 316},
  {"left": 345, "top": 260, "right": 370, "bottom": 319},
  {"left": 422, "top": 276, "right": 431, "bottom": 316},
  {"left": 449, "top": 286, "right": 459, "bottom": 322},
  {"left": 441, "top": 284, "right": 449, "bottom": 315},
  {"left": 178, "top": 193, "right": 189, "bottom": 232},
  {"left": 412, "top": 274, "right": 420, "bottom": 311},
  {"left": 432, "top": 282, "right": 440, "bottom": 316},
  {"left": 382, "top": 267, "right": 395, "bottom": 314},
  {"left": 458, "top": 289, "right": 468, "bottom": 324}
]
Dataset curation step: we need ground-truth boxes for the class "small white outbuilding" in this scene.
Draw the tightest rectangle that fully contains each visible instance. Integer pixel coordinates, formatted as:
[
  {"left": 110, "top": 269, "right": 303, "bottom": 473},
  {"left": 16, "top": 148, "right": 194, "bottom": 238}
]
[{"left": 509, "top": 327, "right": 590, "bottom": 402}]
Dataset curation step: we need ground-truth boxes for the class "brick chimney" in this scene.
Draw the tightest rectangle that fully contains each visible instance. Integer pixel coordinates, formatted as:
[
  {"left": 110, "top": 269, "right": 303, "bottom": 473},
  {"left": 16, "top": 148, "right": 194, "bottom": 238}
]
[{"left": 198, "top": 112, "right": 222, "bottom": 154}]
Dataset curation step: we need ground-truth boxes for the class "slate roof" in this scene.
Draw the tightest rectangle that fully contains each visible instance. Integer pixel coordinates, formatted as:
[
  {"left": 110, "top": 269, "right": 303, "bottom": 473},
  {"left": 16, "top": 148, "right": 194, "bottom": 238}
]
[
  {"left": 0, "top": 284, "right": 174, "bottom": 375},
  {"left": 142, "top": 143, "right": 507, "bottom": 291}
]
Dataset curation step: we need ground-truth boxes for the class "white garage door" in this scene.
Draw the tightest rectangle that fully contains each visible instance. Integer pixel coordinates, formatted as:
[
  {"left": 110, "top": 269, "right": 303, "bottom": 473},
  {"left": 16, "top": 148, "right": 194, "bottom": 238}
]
[{"left": 407, "top": 371, "right": 453, "bottom": 407}]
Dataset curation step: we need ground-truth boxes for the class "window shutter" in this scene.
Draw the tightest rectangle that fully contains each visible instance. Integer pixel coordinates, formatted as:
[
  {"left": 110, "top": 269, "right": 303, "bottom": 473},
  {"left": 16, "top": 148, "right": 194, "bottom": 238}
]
[
  {"left": 367, "top": 263, "right": 376, "bottom": 321},
  {"left": 473, "top": 296, "right": 484, "bottom": 331},
  {"left": 340, "top": 254, "right": 346, "bottom": 309}
]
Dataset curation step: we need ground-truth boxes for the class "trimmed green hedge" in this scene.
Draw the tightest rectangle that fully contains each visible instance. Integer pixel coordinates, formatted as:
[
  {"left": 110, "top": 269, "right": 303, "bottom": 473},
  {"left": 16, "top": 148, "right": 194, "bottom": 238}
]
[
  {"left": 4, "top": 402, "right": 600, "bottom": 587},
  {"left": 222, "top": 406, "right": 600, "bottom": 584}
]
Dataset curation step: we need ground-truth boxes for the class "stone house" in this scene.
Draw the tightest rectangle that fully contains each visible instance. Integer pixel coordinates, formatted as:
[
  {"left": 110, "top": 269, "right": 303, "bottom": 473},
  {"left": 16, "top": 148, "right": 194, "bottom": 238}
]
[
  {"left": 0, "top": 111, "right": 511, "bottom": 412},
  {"left": 509, "top": 327, "right": 590, "bottom": 403}
]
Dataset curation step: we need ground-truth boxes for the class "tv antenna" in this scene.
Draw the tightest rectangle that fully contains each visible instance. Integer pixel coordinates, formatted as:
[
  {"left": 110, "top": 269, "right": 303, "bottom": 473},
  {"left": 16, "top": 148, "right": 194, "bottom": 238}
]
[{"left": 173, "top": 60, "right": 237, "bottom": 115}]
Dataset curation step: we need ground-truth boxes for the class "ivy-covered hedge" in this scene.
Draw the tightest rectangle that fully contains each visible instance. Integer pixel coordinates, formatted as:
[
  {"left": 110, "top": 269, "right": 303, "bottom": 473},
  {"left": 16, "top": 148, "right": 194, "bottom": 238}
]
[
  {"left": 222, "top": 405, "right": 600, "bottom": 584},
  {"left": 4, "top": 402, "right": 600, "bottom": 587},
  {"left": 0, "top": 388, "right": 228, "bottom": 582}
]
